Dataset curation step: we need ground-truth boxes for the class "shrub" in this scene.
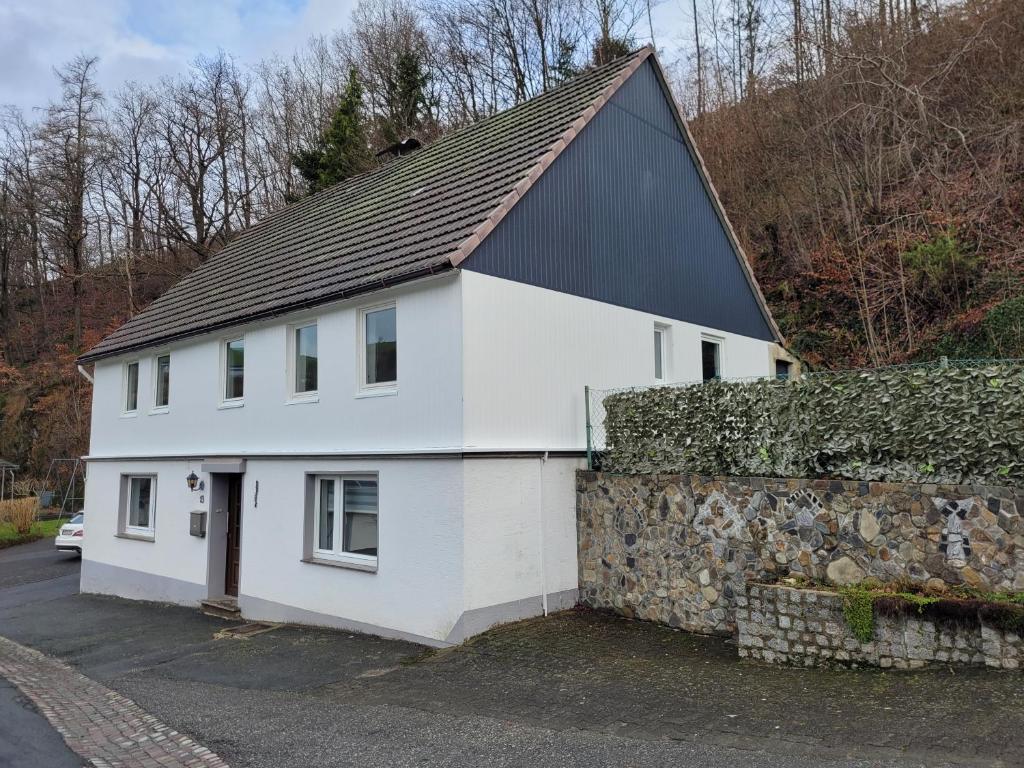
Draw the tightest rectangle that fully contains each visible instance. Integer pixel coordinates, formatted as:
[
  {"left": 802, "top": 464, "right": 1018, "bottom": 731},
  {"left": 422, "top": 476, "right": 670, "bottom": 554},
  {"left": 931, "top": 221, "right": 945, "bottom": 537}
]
[
  {"left": 0, "top": 498, "right": 39, "bottom": 535},
  {"left": 900, "top": 230, "right": 979, "bottom": 312},
  {"left": 984, "top": 297, "right": 1024, "bottom": 358}
]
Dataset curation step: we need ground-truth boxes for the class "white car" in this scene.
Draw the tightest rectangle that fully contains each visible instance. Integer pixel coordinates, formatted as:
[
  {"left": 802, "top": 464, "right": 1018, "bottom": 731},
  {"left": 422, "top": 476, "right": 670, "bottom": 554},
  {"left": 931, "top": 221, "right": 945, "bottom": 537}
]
[{"left": 55, "top": 513, "right": 84, "bottom": 554}]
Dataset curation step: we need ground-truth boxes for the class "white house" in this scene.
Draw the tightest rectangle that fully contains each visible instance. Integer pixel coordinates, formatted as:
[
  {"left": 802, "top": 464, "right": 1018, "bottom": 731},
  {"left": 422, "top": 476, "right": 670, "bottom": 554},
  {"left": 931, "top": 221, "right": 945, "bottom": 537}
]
[{"left": 76, "top": 47, "right": 789, "bottom": 646}]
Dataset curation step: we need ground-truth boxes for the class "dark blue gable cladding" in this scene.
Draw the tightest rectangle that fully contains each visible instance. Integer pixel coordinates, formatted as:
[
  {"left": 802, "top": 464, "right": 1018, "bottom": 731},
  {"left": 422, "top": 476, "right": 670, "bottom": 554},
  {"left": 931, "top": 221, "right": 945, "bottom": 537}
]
[{"left": 461, "top": 60, "right": 777, "bottom": 342}]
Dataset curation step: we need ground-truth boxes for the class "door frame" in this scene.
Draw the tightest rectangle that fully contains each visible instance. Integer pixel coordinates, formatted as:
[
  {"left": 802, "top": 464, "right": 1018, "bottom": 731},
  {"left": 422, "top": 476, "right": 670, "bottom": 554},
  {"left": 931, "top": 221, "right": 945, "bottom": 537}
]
[
  {"left": 224, "top": 475, "right": 242, "bottom": 597},
  {"left": 202, "top": 462, "right": 246, "bottom": 600}
]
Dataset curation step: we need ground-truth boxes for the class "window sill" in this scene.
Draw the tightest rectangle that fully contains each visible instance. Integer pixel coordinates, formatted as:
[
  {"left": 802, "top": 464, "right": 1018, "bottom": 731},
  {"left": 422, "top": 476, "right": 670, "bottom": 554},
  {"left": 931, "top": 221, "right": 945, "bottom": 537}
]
[
  {"left": 148, "top": 407, "right": 170, "bottom": 416},
  {"left": 218, "top": 400, "right": 244, "bottom": 410},
  {"left": 355, "top": 387, "right": 398, "bottom": 399},
  {"left": 115, "top": 531, "right": 155, "bottom": 543},
  {"left": 286, "top": 394, "right": 319, "bottom": 406},
  {"left": 301, "top": 556, "right": 377, "bottom": 573},
  {"left": 120, "top": 411, "right": 139, "bottom": 419}
]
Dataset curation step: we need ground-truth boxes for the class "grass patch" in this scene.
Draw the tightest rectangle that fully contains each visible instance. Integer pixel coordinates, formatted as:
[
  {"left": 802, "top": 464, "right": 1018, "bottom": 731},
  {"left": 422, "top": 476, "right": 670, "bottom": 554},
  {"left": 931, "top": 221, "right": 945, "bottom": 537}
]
[
  {"left": 841, "top": 586, "right": 878, "bottom": 643},
  {"left": 0, "top": 517, "right": 64, "bottom": 549}
]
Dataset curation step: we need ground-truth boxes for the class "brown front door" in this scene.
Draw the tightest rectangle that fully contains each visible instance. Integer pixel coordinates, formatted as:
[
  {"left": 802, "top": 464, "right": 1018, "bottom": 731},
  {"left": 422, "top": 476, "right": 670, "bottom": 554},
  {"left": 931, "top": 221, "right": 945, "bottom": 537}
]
[{"left": 224, "top": 475, "right": 242, "bottom": 597}]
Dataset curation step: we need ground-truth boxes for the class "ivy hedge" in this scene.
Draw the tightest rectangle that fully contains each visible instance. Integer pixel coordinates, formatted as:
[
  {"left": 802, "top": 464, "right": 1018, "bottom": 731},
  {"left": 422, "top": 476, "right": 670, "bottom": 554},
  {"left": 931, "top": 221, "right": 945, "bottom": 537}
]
[{"left": 599, "top": 362, "right": 1024, "bottom": 485}]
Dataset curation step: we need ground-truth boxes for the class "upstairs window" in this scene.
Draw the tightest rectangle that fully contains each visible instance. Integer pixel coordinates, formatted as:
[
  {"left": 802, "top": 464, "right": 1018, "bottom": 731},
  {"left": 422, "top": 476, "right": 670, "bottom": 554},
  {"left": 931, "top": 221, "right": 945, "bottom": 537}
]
[
  {"left": 124, "top": 361, "right": 139, "bottom": 413},
  {"left": 360, "top": 304, "right": 397, "bottom": 390},
  {"left": 292, "top": 323, "right": 318, "bottom": 396},
  {"left": 154, "top": 354, "right": 171, "bottom": 408},
  {"left": 701, "top": 337, "right": 721, "bottom": 382},
  {"left": 223, "top": 338, "right": 245, "bottom": 402},
  {"left": 653, "top": 324, "right": 668, "bottom": 383}
]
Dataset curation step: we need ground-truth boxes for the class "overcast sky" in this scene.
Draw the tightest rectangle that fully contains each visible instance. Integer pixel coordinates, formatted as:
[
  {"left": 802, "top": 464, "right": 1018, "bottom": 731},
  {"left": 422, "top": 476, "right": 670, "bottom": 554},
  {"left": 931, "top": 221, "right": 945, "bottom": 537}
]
[{"left": 0, "top": 0, "right": 693, "bottom": 115}]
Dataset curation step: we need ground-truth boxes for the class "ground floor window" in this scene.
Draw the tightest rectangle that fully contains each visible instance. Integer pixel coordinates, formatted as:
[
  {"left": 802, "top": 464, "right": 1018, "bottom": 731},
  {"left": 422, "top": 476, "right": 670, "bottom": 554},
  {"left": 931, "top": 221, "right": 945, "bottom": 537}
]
[
  {"left": 313, "top": 475, "right": 378, "bottom": 564},
  {"left": 122, "top": 475, "right": 156, "bottom": 536}
]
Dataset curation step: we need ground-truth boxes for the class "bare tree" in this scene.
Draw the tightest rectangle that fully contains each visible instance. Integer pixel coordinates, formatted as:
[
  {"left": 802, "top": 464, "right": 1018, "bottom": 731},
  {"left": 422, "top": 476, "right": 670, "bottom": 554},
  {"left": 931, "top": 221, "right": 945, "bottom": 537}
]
[{"left": 36, "top": 55, "right": 104, "bottom": 350}]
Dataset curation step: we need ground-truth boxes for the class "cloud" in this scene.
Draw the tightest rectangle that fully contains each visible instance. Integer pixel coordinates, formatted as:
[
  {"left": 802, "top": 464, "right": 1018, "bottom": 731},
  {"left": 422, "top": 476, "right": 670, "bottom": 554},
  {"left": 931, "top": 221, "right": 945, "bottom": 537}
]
[
  {"left": 0, "top": 0, "right": 356, "bottom": 114},
  {"left": 0, "top": 0, "right": 687, "bottom": 116}
]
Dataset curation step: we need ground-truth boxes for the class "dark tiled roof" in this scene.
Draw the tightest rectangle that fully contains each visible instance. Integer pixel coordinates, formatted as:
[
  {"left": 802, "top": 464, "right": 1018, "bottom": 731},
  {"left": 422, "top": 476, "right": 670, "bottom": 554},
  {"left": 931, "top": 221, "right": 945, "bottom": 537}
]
[{"left": 80, "top": 49, "right": 653, "bottom": 363}]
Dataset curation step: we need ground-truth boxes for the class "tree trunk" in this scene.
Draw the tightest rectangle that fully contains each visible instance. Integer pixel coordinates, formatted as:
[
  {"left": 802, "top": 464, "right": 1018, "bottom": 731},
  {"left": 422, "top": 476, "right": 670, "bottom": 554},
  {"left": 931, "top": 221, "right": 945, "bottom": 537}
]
[{"left": 693, "top": 0, "right": 705, "bottom": 114}]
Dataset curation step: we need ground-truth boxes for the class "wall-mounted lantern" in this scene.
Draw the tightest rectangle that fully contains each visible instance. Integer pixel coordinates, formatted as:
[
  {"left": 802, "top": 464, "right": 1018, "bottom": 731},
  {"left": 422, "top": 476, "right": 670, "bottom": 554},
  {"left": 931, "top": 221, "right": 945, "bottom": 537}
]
[{"left": 186, "top": 471, "right": 203, "bottom": 492}]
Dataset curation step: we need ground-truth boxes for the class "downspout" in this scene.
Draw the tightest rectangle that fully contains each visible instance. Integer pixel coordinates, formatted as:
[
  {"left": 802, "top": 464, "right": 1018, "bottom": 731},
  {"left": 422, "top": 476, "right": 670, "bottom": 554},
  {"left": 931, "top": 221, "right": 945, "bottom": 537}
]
[
  {"left": 538, "top": 451, "right": 549, "bottom": 617},
  {"left": 76, "top": 364, "right": 94, "bottom": 384}
]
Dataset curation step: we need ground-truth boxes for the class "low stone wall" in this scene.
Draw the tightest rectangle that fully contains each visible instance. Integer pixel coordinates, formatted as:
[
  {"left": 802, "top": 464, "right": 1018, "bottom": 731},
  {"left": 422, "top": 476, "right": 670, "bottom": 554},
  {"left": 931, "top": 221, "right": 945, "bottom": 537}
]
[
  {"left": 576, "top": 472, "right": 1023, "bottom": 635},
  {"left": 737, "top": 583, "right": 1022, "bottom": 669}
]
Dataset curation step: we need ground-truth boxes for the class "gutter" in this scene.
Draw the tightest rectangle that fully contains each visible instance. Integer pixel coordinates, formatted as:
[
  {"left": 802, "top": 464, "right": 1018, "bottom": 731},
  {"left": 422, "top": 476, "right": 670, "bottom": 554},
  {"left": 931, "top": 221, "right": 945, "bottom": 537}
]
[{"left": 76, "top": 364, "right": 94, "bottom": 384}]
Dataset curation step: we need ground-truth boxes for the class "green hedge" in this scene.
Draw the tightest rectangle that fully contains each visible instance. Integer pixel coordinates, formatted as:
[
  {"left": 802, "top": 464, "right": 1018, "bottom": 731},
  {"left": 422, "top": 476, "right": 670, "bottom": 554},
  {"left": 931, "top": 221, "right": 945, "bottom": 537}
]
[{"left": 600, "top": 363, "right": 1024, "bottom": 485}]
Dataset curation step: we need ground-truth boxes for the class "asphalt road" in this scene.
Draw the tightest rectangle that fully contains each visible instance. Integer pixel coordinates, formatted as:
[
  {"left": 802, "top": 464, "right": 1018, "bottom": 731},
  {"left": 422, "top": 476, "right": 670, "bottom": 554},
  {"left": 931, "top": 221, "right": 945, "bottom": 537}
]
[
  {"left": 0, "top": 539, "right": 1019, "bottom": 767},
  {"left": 0, "top": 538, "right": 83, "bottom": 767}
]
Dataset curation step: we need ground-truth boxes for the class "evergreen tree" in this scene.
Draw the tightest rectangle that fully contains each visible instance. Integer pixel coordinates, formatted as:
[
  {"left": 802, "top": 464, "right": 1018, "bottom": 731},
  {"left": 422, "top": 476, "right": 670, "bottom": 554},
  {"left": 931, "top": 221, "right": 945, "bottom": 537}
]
[
  {"left": 552, "top": 39, "right": 581, "bottom": 84},
  {"left": 591, "top": 35, "right": 634, "bottom": 66},
  {"left": 381, "top": 49, "right": 430, "bottom": 146},
  {"left": 293, "top": 68, "right": 370, "bottom": 195}
]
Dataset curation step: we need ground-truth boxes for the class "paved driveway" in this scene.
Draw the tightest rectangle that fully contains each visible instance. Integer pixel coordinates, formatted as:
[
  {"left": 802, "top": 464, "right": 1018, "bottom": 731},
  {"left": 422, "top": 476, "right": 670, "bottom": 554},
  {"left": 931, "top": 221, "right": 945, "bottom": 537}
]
[{"left": 0, "top": 541, "right": 1021, "bottom": 767}]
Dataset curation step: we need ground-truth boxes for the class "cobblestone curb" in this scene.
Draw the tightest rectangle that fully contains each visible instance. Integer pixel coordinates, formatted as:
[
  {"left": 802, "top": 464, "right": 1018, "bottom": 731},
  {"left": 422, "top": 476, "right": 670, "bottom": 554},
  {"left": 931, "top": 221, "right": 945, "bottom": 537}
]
[{"left": 0, "top": 634, "right": 228, "bottom": 768}]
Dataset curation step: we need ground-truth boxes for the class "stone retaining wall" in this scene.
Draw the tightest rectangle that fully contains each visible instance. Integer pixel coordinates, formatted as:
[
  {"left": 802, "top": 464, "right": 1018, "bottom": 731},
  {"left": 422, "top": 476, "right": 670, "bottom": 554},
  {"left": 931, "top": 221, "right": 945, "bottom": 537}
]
[
  {"left": 737, "top": 582, "right": 1022, "bottom": 669},
  {"left": 576, "top": 472, "right": 1024, "bottom": 635}
]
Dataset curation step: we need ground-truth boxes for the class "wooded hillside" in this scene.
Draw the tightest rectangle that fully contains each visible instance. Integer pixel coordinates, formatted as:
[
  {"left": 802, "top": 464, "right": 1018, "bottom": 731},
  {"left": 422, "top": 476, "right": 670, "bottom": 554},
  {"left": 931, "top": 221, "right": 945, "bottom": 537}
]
[
  {"left": 1, "top": 0, "right": 1021, "bottom": 479},
  {"left": 686, "top": 0, "right": 1024, "bottom": 368}
]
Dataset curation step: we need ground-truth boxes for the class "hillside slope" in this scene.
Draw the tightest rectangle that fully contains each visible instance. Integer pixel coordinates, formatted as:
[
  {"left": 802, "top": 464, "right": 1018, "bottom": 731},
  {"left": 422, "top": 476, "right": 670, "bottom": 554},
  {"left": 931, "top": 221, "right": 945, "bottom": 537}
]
[{"left": 691, "top": 0, "right": 1024, "bottom": 367}]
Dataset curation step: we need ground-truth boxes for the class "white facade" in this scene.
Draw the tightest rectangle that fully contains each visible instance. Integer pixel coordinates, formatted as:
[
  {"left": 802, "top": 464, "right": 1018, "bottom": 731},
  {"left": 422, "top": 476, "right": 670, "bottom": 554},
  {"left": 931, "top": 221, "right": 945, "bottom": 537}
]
[
  {"left": 88, "top": 274, "right": 464, "bottom": 459},
  {"left": 81, "top": 270, "right": 776, "bottom": 645}
]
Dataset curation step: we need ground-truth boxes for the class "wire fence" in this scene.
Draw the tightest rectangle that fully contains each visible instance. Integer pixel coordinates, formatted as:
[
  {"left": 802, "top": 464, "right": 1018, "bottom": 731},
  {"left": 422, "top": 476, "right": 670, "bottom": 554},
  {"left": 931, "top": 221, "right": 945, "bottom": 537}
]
[{"left": 584, "top": 357, "right": 1024, "bottom": 478}]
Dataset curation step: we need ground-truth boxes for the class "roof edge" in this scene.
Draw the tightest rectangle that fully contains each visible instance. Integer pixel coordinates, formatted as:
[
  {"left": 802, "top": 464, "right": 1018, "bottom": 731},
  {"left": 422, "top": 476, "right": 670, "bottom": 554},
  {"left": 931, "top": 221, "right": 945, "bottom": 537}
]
[
  {"left": 76, "top": 263, "right": 454, "bottom": 365},
  {"left": 643, "top": 54, "right": 785, "bottom": 346},
  {"left": 449, "top": 46, "right": 785, "bottom": 347},
  {"left": 448, "top": 47, "right": 654, "bottom": 268}
]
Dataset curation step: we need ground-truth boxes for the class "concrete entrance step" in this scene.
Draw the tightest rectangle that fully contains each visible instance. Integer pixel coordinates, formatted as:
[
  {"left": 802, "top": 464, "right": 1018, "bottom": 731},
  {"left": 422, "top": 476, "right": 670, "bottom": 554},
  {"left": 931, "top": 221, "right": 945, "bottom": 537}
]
[{"left": 200, "top": 597, "right": 242, "bottom": 621}]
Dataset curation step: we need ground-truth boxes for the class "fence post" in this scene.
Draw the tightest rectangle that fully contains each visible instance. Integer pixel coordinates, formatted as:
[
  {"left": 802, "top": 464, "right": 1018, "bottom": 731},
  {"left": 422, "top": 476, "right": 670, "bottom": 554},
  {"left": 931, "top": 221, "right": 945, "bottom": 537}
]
[{"left": 585, "top": 385, "right": 593, "bottom": 471}]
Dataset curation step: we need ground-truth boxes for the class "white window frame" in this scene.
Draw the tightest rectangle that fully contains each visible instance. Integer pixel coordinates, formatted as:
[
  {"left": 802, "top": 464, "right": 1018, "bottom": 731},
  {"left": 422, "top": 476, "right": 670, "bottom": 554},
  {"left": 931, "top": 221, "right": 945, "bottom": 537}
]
[
  {"left": 653, "top": 323, "right": 670, "bottom": 384},
  {"left": 311, "top": 474, "right": 379, "bottom": 568},
  {"left": 357, "top": 301, "right": 398, "bottom": 396},
  {"left": 122, "top": 360, "right": 140, "bottom": 416},
  {"left": 219, "top": 336, "right": 245, "bottom": 408},
  {"left": 287, "top": 321, "right": 319, "bottom": 403},
  {"left": 151, "top": 353, "right": 171, "bottom": 413},
  {"left": 700, "top": 334, "right": 724, "bottom": 381},
  {"left": 122, "top": 474, "right": 157, "bottom": 537}
]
